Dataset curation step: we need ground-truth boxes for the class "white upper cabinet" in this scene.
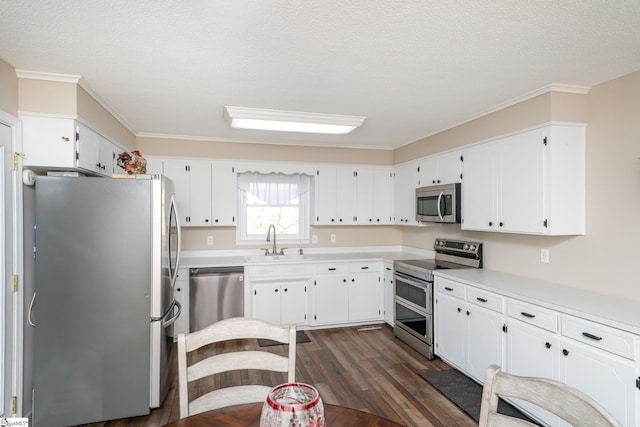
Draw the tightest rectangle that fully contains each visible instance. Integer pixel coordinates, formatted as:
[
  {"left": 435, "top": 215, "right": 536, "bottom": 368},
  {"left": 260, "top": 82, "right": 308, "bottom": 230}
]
[
  {"left": 22, "top": 115, "right": 119, "bottom": 177},
  {"left": 162, "top": 159, "right": 212, "bottom": 226},
  {"left": 313, "top": 165, "right": 393, "bottom": 226},
  {"left": 418, "top": 150, "right": 463, "bottom": 186},
  {"left": 394, "top": 160, "right": 421, "bottom": 225},
  {"left": 211, "top": 161, "right": 237, "bottom": 226},
  {"left": 313, "top": 166, "right": 338, "bottom": 225},
  {"left": 462, "top": 123, "right": 585, "bottom": 235}
]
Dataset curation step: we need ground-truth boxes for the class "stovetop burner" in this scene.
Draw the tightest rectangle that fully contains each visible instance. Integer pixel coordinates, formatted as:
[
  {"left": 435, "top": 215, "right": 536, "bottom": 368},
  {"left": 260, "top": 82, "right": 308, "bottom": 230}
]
[{"left": 393, "top": 238, "right": 483, "bottom": 282}]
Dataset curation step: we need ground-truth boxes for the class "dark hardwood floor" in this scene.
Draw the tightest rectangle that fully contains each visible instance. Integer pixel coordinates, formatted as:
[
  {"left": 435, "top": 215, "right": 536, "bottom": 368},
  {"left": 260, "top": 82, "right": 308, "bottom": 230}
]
[{"left": 81, "top": 324, "right": 477, "bottom": 427}]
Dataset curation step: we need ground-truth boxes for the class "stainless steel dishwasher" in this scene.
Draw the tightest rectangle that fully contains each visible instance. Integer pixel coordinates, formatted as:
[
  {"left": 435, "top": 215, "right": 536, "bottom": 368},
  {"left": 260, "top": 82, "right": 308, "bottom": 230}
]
[{"left": 189, "top": 266, "right": 244, "bottom": 332}]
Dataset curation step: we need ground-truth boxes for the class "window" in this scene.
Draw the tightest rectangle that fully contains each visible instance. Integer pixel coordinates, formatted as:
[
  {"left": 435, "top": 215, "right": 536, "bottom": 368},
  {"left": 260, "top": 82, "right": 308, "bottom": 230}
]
[{"left": 237, "top": 172, "right": 311, "bottom": 244}]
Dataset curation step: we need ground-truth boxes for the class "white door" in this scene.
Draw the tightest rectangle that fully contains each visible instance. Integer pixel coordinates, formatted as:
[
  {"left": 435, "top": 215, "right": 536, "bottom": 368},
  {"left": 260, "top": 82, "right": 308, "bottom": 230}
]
[{"left": 1, "top": 122, "right": 15, "bottom": 417}]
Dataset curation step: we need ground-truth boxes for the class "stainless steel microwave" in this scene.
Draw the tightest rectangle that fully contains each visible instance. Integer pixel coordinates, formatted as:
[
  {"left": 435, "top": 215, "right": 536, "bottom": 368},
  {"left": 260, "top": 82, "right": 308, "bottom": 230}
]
[{"left": 416, "top": 182, "right": 461, "bottom": 223}]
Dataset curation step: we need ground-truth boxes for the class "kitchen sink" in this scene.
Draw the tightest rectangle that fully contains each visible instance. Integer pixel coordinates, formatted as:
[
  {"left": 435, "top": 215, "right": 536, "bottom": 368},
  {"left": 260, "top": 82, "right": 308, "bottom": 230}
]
[{"left": 244, "top": 254, "right": 312, "bottom": 262}]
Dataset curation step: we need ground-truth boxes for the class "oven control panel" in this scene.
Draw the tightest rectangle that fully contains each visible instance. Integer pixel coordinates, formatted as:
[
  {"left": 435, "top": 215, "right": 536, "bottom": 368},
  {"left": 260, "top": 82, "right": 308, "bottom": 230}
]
[{"left": 435, "top": 238, "right": 482, "bottom": 256}]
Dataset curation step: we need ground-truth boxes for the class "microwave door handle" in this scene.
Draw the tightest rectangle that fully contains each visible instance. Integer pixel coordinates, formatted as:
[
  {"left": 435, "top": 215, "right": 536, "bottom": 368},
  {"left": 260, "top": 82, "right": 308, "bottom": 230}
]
[{"left": 437, "top": 192, "right": 444, "bottom": 221}]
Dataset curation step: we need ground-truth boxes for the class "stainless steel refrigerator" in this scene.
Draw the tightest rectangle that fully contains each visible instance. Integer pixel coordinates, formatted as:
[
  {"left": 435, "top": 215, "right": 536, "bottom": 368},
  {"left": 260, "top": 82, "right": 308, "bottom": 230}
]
[{"left": 32, "top": 174, "right": 182, "bottom": 427}]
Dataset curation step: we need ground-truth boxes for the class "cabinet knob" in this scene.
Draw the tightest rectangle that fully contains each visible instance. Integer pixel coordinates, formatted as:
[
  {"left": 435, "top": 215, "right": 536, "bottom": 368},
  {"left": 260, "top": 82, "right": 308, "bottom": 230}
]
[
  {"left": 274, "top": 288, "right": 279, "bottom": 292},
  {"left": 545, "top": 342, "right": 551, "bottom": 349},
  {"left": 351, "top": 278, "right": 355, "bottom": 282},
  {"left": 284, "top": 288, "right": 288, "bottom": 292},
  {"left": 205, "top": 219, "right": 209, "bottom": 223},
  {"left": 499, "top": 222, "right": 504, "bottom": 227},
  {"left": 489, "top": 221, "right": 493, "bottom": 226},
  {"left": 562, "top": 349, "right": 569, "bottom": 356},
  {"left": 466, "top": 310, "right": 470, "bottom": 316},
  {"left": 457, "top": 307, "right": 461, "bottom": 312},
  {"left": 215, "top": 219, "right": 219, "bottom": 223},
  {"left": 176, "top": 288, "right": 181, "bottom": 292}
]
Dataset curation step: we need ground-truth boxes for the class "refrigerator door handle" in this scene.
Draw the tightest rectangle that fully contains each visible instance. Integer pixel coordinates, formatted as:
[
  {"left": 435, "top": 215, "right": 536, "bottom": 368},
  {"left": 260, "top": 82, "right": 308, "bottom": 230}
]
[
  {"left": 170, "top": 195, "right": 182, "bottom": 286},
  {"left": 161, "top": 300, "right": 181, "bottom": 328},
  {"left": 29, "top": 292, "right": 36, "bottom": 327}
]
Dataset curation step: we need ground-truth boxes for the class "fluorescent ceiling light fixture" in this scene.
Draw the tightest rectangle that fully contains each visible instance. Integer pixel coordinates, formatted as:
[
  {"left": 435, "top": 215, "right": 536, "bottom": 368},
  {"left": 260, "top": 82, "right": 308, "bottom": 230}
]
[{"left": 223, "top": 106, "right": 366, "bottom": 135}]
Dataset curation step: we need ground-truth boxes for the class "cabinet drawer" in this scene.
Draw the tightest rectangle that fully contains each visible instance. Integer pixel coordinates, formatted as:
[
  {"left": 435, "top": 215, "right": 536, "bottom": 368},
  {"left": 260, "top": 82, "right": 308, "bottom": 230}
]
[
  {"left": 561, "top": 315, "right": 636, "bottom": 360},
  {"left": 466, "top": 287, "right": 504, "bottom": 313},
  {"left": 314, "top": 263, "right": 349, "bottom": 274},
  {"left": 507, "top": 299, "right": 558, "bottom": 332},
  {"left": 247, "top": 265, "right": 283, "bottom": 278},
  {"left": 282, "top": 264, "right": 314, "bottom": 276},
  {"left": 435, "top": 278, "right": 465, "bottom": 299},
  {"left": 349, "top": 261, "right": 380, "bottom": 273}
]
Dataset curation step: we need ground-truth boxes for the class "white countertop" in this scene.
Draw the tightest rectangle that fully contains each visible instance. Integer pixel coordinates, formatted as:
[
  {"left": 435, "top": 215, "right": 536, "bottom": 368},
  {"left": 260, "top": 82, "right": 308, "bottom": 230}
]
[{"left": 434, "top": 269, "right": 640, "bottom": 335}]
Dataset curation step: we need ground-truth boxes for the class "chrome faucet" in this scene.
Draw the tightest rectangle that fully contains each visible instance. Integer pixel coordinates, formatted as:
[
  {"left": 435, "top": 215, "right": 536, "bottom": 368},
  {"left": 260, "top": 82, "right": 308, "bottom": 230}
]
[{"left": 266, "top": 224, "right": 277, "bottom": 255}]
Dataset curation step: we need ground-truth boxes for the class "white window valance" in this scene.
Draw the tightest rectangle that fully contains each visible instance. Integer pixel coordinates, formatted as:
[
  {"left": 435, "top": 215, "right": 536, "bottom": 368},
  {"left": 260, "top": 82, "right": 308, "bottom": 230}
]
[{"left": 237, "top": 172, "right": 311, "bottom": 205}]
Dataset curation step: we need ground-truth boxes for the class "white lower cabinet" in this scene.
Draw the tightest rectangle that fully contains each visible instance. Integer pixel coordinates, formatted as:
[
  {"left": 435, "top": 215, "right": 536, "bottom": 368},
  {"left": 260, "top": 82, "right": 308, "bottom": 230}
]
[
  {"left": 252, "top": 279, "right": 309, "bottom": 327},
  {"left": 312, "top": 262, "right": 382, "bottom": 326},
  {"left": 383, "top": 262, "right": 394, "bottom": 325},
  {"left": 434, "top": 279, "right": 505, "bottom": 383},
  {"left": 435, "top": 276, "right": 640, "bottom": 427},
  {"left": 172, "top": 267, "right": 190, "bottom": 339}
]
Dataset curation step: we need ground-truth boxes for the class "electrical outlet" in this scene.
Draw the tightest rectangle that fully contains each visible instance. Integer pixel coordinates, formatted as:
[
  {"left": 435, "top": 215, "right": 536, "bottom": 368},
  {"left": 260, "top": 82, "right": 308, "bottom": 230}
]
[
  {"left": 540, "top": 248, "right": 549, "bottom": 263},
  {"left": 207, "top": 236, "right": 214, "bottom": 246},
  {"left": 330, "top": 234, "right": 336, "bottom": 243},
  {"left": 312, "top": 235, "right": 318, "bottom": 244}
]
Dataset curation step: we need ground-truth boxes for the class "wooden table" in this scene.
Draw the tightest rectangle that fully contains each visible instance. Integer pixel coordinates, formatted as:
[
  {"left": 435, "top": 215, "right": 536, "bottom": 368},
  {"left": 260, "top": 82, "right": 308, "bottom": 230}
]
[{"left": 163, "top": 402, "right": 405, "bottom": 426}]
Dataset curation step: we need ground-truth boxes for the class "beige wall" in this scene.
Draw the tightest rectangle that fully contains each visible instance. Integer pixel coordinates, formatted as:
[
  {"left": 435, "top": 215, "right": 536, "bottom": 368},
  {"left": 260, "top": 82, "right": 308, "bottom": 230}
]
[
  {"left": 77, "top": 86, "right": 135, "bottom": 150},
  {"left": 18, "top": 78, "right": 77, "bottom": 116},
  {"left": 136, "top": 136, "right": 393, "bottom": 165},
  {"left": 17, "top": 78, "right": 135, "bottom": 150},
  {"left": 0, "top": 57, "right": 18, "bottom": 116},
  {"left": 401, "top": 71, "right": 640, "bottom": 301},
  {"left": 395, "top": 91, "right": 587, "bottom": 163},
  {"left": 182, "top": 226, "right": 403, "bottom": 252}
]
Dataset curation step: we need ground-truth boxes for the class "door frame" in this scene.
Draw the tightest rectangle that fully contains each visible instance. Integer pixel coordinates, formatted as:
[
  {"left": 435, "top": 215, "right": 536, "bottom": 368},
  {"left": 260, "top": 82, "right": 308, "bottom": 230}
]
[{"left": 0, "top": 108, "right": 23, "bottom": 417}]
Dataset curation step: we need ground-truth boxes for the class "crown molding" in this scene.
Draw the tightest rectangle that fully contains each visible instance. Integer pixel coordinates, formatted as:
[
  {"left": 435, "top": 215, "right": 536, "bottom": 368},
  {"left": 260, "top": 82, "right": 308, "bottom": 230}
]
[{"left": 15, "top": 70, "right": 81, "bottom": 83}]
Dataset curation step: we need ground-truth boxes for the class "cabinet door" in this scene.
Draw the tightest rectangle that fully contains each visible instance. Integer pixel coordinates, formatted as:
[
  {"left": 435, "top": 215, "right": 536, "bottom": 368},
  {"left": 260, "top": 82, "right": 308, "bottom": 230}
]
[
  {"left": 314, "top": 166, "right": 337, "bottom": 224},
  {"left": 498, "top": 131, "right": 544, "bottom": 233},
  {"left": 354, "top": 168, "right": 375, "bottom": 224},
  {"left": 437, "top": 151, "right": 463, "bottom": 184},
  {"left": 145, "top": 156, "right": 164, "bottom": 175},
  {"left": 418, "top": 157, "right": 437, "bottom": 186},
  {"left": 98, "top": 137, "right": 116, "bottom": 176},
  {"left": 336, "top": 167, "right": 355, "bottom": 224},
  {"left": 172, "top": 268, "right": 190, "bottom": 337},
  {"left": 373, "top": 168, "right": 394, "bottom": 224},
  {"left": 76, "top": 123, "right": 101, "bottom": 174},
  {"left": 465, "top": 305, "right": 505, "bottom": 382},
  {"left": 434, "top": 292, "right": 466, "bottom": 370},
  {"left": 461, "top": 143, "right": 497, "bottom": 231},
  {"left": 559, "top": 339, "right": 637, "bottom": 427},
  {"left": 313, "top": 276, "right": 349, "bottom": 325},
  {"left": 383, "top": 263, "right": 394, "bottom": 325},
  {"left": 162, "top": 160, "right": 190, "bottom": 224},
  {"left": 252, "top": 282, "right": 281, "bottom": 325},
  {"left": 188, "top": 160, "right": 212, "bottom": 226},
  {"left": 394, "top": 161, "right": 420, "bottom": 225},
  {"left": 211, "top": 162, "right": 236, "bottom": 225},
  {"left": 506, "top": 320, "right": 560, "bottom": 426},
  {"left": 348, "top": 273, "right": 381, "bottom": 322},
  {"left": 280, "top": 281, "right": 308, "bottom": 326},
  {"left": 22, "top": 116, "right": 77, "bottom": 168}
]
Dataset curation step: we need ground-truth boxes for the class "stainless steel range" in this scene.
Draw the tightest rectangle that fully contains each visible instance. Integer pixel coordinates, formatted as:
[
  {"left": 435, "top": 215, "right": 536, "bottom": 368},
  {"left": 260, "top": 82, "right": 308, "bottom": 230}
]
[{"left": 393, "top": 238, "right": 482, "bottom": 359}]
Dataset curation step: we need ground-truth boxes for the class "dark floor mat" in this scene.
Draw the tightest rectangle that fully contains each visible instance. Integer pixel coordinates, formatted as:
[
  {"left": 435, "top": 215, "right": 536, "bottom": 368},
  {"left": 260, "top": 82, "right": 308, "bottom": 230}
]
[
  {"left": 258, "top": 330, "right": 311, "bottom": 347},
  {"left": 420, "top": 368, "right": 539, "bottom": 424}
]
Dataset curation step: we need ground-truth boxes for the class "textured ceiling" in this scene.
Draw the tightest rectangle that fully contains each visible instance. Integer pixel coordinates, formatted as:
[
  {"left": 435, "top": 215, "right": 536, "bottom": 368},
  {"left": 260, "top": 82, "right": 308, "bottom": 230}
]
[{"left": 1, "top": 1, "right": 639, "bottom": 149}]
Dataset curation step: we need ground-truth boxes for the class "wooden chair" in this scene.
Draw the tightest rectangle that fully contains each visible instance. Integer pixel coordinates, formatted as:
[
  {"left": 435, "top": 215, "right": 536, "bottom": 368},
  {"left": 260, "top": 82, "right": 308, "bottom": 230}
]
[
  {"left": 177, "top": 317, "right": 296, "bottom": 418},
  {"left": 479, "top": 364, "right": 622, "bottom": 427}
]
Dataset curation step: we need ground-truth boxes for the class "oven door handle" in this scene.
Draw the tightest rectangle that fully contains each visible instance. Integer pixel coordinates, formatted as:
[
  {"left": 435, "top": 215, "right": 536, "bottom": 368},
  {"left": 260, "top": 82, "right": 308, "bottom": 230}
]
[{"left": 394, "top": 271, "right": 432, "bottom": 289}]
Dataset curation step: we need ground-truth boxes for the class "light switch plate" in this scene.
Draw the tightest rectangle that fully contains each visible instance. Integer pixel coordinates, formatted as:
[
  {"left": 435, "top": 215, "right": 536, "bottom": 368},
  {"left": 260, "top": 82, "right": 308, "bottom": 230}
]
[{"left": 330, "top": 234, "right": 336, "bottom": 243}]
